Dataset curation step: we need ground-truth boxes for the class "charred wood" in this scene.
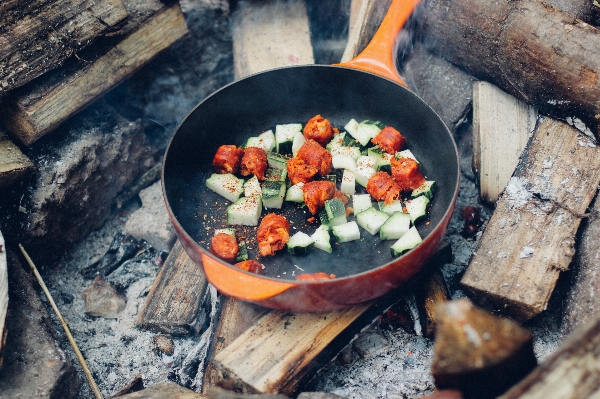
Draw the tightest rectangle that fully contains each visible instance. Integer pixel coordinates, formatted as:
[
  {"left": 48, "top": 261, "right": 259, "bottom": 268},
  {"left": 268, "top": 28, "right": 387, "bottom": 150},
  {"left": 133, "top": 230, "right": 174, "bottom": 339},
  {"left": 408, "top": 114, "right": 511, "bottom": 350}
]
[{"left": 80, "top": 232, "right": 141, "bottom": 279}]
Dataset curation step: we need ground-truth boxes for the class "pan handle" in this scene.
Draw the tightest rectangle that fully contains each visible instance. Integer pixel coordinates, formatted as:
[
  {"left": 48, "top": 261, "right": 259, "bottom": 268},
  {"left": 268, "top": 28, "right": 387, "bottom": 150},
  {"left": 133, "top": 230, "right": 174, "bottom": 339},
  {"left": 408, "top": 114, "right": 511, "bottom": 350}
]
[
  {"left": 201, "top": 253, "right": 296, "bottom": 301},
  {"left": 336, "top": 0, "right": 420, "bottom": 85}
]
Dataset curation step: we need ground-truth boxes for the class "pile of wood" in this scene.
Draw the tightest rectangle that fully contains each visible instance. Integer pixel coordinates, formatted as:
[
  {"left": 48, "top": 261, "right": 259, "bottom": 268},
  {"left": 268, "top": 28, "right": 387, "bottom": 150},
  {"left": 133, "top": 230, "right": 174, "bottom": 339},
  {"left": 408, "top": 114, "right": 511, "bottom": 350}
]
[{"left": 0, "top": 0, "right": 189, "bottom": 187}]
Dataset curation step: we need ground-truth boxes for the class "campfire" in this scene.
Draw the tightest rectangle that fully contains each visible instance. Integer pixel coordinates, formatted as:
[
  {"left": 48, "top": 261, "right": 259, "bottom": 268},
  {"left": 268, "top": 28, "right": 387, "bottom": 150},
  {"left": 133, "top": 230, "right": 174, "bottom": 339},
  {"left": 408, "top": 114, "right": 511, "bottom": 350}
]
[{"left": 1, "top": 0, "right": 599, "bottom": 398}]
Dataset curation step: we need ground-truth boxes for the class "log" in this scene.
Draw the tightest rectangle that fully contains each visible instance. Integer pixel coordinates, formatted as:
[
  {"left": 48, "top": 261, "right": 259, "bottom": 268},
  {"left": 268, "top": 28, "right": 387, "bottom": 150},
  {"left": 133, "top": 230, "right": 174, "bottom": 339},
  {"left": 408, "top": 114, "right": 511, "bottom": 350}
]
[
  {"left": 0, "top": 129, "right": 34, "bottom": 188},
  {"left": 461, "top": 117, "right": 600, "bottom": 321},
  {"left": 416, "top": 0, "right": 600, "bottom": 138},
  {"left": 1, "top": 1, "right": 189, "bottom": 145},
  {"left": 136, "top": 240, "right": 209, "bottom": 335},
  {"left": 340, "top": 0, "right": 392, "bottom": 63},
  {"left": 0, "top": 0, "right": 127, "bottom": 94},
  {"left": 431, "top": 299, "right": 537, "bottom": 399},
  {"left": 498, "top": 310, "right": 600, "bottom": 399},
  {"left": 116, "top": 382, "right": 205, "bottom": 399},
  {"left": 415, "top": 268, "right": 450, "bottom": 338},
  {"left": 0, "top": 232, "right": 6, "bottom": 368},
  {"left": 544, "top": 0, "right": 600, "bottom": 26},
  {"left": 472, "top": 81, "right": 537, "bottom": 204}
]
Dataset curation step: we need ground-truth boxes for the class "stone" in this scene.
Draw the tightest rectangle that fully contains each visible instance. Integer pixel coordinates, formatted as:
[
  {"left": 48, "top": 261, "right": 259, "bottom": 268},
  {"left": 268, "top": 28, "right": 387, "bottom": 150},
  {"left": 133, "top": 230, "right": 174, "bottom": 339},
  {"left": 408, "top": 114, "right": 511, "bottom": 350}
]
[
  {"left": 352, "top": 326, "right": 389, "bottom": 359},
  {"left": 82, "top": 275, "right": 127, "bottom": 318},
  {"left": 0, "top": 248, "right": 79, "bottom": 398},
  {"left": 125, "top": 181, "right": 176, "bottom": 253},
  {"left": 154, "top": 334, "right": 175, "bottom": 356}
]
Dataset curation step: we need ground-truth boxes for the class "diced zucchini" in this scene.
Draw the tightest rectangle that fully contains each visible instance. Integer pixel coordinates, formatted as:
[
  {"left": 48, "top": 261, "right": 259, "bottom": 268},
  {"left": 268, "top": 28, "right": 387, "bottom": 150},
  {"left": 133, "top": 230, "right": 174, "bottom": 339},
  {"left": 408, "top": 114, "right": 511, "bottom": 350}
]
[
  {"left": 236, "top": 240, "right": 249, "bottom": 261},
  {"left": 352, "top": 194, "right": 373, "bottom": 214},
  {"left": 380, "top": 211, "right": 411, "bottom": 240},
  {"left": 246, "top": 130, "right": 275, "bottom": 152},
  {"left": 244, "top": 175, "right": 262, "bottom": 198},
  {"left": 354, "top": 164, "right": 376, "bottom": 187},
  {"left": 214, "top": 228, "right": 235, "bottom": 237},
  {"left": 261, "top": 180, "right": 286, "bottom": 209},
  {"left": 227, "top": 195, "right": 262, "bottom": 226},
  {"left": 332, "top": 154, "right": 357, "bottom": 171},
  {"left": 330, "top": 145, "right": 362, "bottom": 160},
  {"left": 376, "top": 153, "right": 393, "bottom": 173},
  {"left": 344, "top": 118, "right": 360, "bottom": 137},
  {"left": 405, "top": 195, "right": 430, "bottom": 223},
  {"left": 355, "top": 207, "right": 389, "bottom": 235},
  {"left": 367, "top": 146, "right": 385, "bottom": 163},
  {"left": 286, "top": 231, "right": 315, "bottom": 255},
  {"left": 285, "top": 182, "right": 305, "bottom": 203},
  {"left": 341, "top": 132, "right": 361, "bottom": 147},
  {"left": 326, "top": 132, "right": 346, "bottom": 151},
  {"left": 412, "top": 180, "right": 436, "bottom": 199},
  {"left": 359, "top": 120, "right": 384, "bottom": 139},
  {"left": 332, "top": 221, "right": 361, "bottom": 243},
  {"left": 345, "top": 119, "right": 382, "bottom": 146},
  {"left": 267, "top": 152, "right": 289, "bottom": 170},
  {"left": 325, "top": 199, "right": 347, "bottom": 226},
  {"left": 265, "top": 167, "right": 287, "bottom": 182},
  {"left": 356, "top": 155, "right": 377, "bottom": 169},
  {"left": 396, "top": 149, "right": 419, "bottom": 164},
  {"left": 378, "top": 199, "right": 404, "bottom": 215},
  {"left": 340, "top": 170, "right": 356, "bottom": 195},
  {"left": 390, "top": 226, "right": 422, "bottom": 257},
  {"left": 206, "top": 173, "right": 244, "bottom": 202},
  {"left": 311, "top": 224, "right": 332, "bottom": 253},
  {"left": 276, "top": 123, "right": 302, "bottom": 154},
  {"left": 292, "top": 131, "right": 306, "bottom": 156}
]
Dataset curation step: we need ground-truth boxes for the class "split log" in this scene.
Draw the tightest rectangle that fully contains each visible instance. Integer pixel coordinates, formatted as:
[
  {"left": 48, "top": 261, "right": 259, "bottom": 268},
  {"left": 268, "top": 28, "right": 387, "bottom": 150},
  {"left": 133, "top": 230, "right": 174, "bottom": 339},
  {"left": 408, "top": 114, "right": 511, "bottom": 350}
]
[
  {"left": 461, "top": 117, "right": 600, "bottom": 321},
  {"left": 136, "top": 240, "right": 209, "bottom": 335},
  {"left": 1, "top": 1, "right": 189, "bottom": 145},
  {"left": 117, "top": 382, "right": 205, "bottom": 398},
  {"left": 544, "top": 0, "right": 600, "bottom": 26},
  {"left": 340, "top": 0, "right": 392, "bottom": 63},
  {"left": 472, "top": 81, "right": 537, "bottom": 204},
  {"left": 431, "top": 299, "right": 537, "bottom": 399},
  {"left": 0, "top": 232, "right": 6, "bottom": 368},
  {"left": 416, "top": 0, "right": 600, "bottom": 138},
  {"left": 415, "top": 268, "right": 451, "bottom": 338},
  {"left": 0, "top": 0, "right": 127, "bottom": 94},
  {"left": 0, "top": 129, "right": 34, "bottom": 188},
  {"left": 498, "top": 309, "right": 600, "bottom": 399}
]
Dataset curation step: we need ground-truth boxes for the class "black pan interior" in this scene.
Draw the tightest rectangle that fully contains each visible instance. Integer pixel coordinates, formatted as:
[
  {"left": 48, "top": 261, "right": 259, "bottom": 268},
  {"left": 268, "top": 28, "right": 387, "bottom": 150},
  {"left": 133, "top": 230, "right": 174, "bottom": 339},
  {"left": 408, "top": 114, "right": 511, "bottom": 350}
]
[{"left": 163, "top": 65, "right": 459, "bottom": 281}]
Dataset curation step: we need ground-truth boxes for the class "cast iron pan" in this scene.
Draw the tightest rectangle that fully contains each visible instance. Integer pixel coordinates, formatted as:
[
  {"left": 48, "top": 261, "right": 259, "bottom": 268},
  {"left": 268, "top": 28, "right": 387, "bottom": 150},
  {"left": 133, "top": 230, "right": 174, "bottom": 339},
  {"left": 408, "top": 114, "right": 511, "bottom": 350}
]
[{"left": 162, "top": 0, "right": 460, "bottom": 312}]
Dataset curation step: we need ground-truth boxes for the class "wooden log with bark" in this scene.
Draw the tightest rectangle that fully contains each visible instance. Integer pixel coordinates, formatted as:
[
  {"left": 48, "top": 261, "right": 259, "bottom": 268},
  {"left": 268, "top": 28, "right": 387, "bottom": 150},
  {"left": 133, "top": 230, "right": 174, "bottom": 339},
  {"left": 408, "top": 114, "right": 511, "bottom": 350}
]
[
  {"left": 416, "top": 0, "right": 600, "bottom": 138},
  {"left": 0, "top": 129, "right": 34, "bottom": 188},
  {"left": 461, "top": 117, "right": 600, "bottom": 321},
  {"left": 0, "top": 0, "right": 127, "bottom": 95},
  {"left": 0, "top": 0, "right": 189, "bottom": 145},
  {"left": 545, "top": 0, "right": 600, "bottom": 26}
]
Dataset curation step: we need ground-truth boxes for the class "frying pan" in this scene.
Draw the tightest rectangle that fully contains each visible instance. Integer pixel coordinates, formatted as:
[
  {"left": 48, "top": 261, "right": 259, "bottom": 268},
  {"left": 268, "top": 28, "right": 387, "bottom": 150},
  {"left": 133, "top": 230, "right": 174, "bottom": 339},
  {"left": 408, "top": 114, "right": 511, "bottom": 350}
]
[{"left": 162, "top": 0, "right": 460, "bottom": 312}]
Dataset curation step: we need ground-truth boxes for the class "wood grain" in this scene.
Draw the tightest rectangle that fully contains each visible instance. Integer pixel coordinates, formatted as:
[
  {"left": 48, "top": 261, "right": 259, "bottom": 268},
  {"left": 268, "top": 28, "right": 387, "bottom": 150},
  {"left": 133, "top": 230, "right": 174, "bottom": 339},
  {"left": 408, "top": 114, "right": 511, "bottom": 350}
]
[
  {"left": 136, "top": 241, "right": 209, "bottom": 335},
  {"left": 340, "top": 0, "right": 392, "bottom": 62},
  {"left": 1, "top": 2, "right": 188, "bottom": 145},
  {"left": 461, "top": 117, "right": 600, "bottom": 321},
  {"left": 0, "top": 129, "right": 34, "bottom": 188},
  {"left": 472, "top": 81, "right": 537, "bottom": 204}
]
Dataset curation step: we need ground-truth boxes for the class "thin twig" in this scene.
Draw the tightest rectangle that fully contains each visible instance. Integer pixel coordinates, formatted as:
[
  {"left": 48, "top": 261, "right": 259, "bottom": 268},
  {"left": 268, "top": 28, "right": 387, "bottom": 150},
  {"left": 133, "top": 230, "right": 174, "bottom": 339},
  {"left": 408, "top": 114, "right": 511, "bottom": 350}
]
[{"left": 19, "top": 244, "right": 105, "bottom": 399}]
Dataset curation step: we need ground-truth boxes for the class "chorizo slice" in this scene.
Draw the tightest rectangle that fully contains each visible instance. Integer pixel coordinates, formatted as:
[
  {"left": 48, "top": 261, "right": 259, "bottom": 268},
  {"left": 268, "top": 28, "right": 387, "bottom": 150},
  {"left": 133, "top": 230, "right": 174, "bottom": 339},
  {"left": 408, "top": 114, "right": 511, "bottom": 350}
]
[
  {"left": 256, "top": 213, "right": 291, "bottom": 257},
  {"left": 391, "top": 157, "right": 426, "bottom": 193},
  {"left": 371, "top": 126, "right": 406, "bottom": 154},
  {"left": 235, "top": 259, "right": 263, "bottom": 274},
  {"left": 287, "top": 157, "right": 318, "bottom": 185},
  {"left": 303, "top": 114, "right": 334, "bottom": 147},
  {"left": 297, "top": 139, "right": 332, "bottom": 177},
  {"left": 210, "top": 233, "right": 239, "bottom": 263},
  {"left": 213, "top": 145, "right": 244, "bottom": 174},
  {"left": 302, "top": 180, "right": 337, "bottom": 215},
  {"left": 240, "top": 146, "right": 268, "bottom": 180},
  {"left": 366, "top": 171, "right": 402, "bottom": 204}
]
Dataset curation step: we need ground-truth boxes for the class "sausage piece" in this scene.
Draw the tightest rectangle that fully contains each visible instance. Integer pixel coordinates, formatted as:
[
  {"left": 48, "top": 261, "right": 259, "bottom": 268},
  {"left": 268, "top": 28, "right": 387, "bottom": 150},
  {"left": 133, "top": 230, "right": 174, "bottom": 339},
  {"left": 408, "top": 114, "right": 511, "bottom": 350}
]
[
  {"left": 302, "top": 180, "right": 337, "bottom": 215},
  {"left": 303, "top": 114, "right": 334, "bottom": 147},
  {"left": 235, "top": 260, "right": 263, "bottom": 274},
  {"left": 366, "top": 171, "right": 402, "bottom": 204},
  {"left": 240, "top": 146, "right": 268, "bottom": 180},
  {"left": 257, "top": 213, "right": 291, "bottom": 257},
  {"left": 297, "top": 139, "right": 332, "bottom": 177},
  {"left": 371, "top": 126, "right": 406, "bottom": 154},
  {"left": 287, "top": 157, "right": 318, "bottom": 185},
  {"left": 391, "top": 157, "right": 426, "bottom": 193},
  {"left": 213, "top": 145, "right": 244, "bottom": 174},
  {"left": 210, "top": 233, "right": 239, "bottom": 263}
]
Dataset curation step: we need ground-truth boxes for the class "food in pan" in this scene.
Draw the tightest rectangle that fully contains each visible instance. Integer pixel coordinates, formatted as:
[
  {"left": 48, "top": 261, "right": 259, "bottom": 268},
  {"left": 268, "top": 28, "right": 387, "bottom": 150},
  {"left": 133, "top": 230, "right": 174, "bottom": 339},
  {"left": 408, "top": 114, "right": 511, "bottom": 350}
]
[{"left": 206, "top": 114, "right": 436, "bottom": 274}]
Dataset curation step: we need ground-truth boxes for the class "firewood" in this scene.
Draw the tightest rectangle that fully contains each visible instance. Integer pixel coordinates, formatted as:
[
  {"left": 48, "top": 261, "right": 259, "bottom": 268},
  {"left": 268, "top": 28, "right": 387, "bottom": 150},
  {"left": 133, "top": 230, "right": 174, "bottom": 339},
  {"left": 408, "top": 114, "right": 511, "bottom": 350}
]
[
  {"left": 498, "top": 310, "right": 600, "bottom": 399},
  {"left": 472, "top": 81, "right": 537, "bottom": 204},
  {"left": 1, "top": 1, "right": 189, "bottom": 145},
  {"left": 0, "top": 129, "right": 34, "bottom": 188},
  {"left": 231, "top": 0, "right": 314, "bottom": 79},
  {"left": 416, "top": 0, "right": 600, "bottom": 138},
  {"left": 416, "top": 268, "right": 451, "bottom": 338},
  {"left": 431, "top": 299, "right": 537, "bottom": 399},
  {"left": 340, "top": 0, "right": 392, "bottom": 62},
  {"left": 0, "top": 232, "right": 7, "bottom": 368},
  {"left": 116, "top": 382, "right": 205, "bottom": 398},
  {"left": 461, "top": 117, "right": 600, "bottom": 321},
  {"left": 544, "top": 0, "right": 600, "bottom": 25},
  {"left": 136, "top": 240, "right": 209, "bottom": 335},
  {"left": 0, "top": 0, "right": 127, "bottom": 94}
]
